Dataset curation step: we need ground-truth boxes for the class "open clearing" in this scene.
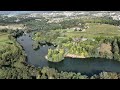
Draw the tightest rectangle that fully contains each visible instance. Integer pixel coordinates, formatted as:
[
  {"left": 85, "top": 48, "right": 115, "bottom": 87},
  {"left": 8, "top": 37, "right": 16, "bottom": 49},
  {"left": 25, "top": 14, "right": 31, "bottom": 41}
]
[
  {"left": 65, "top": 23, "right": 120, "bottom": 38},
  {"left": 0, "top": 33, "right": 13, "bottom": 49},
  {"left": 0, "top": 24, "right": 25, "bottom": 30}
]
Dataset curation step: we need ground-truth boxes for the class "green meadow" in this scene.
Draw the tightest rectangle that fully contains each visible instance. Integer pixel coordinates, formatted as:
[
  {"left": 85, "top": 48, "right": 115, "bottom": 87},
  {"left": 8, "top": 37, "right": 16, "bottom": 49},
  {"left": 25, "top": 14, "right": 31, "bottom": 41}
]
[{"left": 65, "top": 23, "right": 120, "bottom": 38}]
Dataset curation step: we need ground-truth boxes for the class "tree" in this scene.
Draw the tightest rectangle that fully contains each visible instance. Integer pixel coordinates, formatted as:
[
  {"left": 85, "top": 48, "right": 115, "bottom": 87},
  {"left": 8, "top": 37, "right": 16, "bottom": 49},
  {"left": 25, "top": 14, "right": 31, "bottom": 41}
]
[
  {"left": 113, "top": 52, "right": 120, "bottom": 60},
  {"left": 113, "top": 39, "right": 119, "bottom": 53},
  {"left": 99, "top": 71, "right": 118, "bottom": 79},
  {"left": 47, "top": 49, "right": 52, "bottom": 58}
]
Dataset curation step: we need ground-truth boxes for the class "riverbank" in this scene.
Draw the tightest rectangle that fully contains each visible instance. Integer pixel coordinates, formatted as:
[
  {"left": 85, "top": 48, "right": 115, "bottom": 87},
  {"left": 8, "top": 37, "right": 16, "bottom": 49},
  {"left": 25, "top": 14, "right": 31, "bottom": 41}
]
[
  {"left": 16, "top": 32, "right": 120, "bottom": 78},
  {"left": 45, "top": 55, "right": 64, "bottom": 62},
  {"left": 45, "top": 53, "right": 85, "bottom": 63},
  {"left": 65, "top": 54, "right": 85, "bottom": 58}
]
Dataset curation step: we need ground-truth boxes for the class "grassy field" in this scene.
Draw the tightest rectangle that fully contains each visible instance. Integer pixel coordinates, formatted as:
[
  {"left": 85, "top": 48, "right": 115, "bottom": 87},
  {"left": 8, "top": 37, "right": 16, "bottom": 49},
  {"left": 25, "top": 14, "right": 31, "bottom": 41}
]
[
  {"left": 0, "top": 32, "right": 26, "bottom": 61},
  {"left": 0, "top": 24, "right": 25, "bottom": 30},
  {"left": 0, "top": 33, "right": 13, "bottom": 49},
  {"left": 65, "top": 23, "right": 120, "bottom": 38}
]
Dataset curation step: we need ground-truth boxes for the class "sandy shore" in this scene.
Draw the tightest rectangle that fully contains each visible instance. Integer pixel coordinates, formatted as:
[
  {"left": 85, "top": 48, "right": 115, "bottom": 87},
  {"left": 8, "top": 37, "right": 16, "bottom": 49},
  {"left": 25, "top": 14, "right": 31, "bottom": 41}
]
[
  {"left": 65, "top": 54, "right": 85, "bottom": 58},
  {"left": 45, "top": 53, "right": 85, "bottom": 61}
]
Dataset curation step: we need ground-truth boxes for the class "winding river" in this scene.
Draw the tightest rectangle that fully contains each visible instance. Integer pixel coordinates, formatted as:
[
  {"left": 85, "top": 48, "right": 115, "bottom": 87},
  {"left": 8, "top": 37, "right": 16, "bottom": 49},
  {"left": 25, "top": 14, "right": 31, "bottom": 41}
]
[{"left": 17, "top": 32, "right": 120, "bottom": 75}]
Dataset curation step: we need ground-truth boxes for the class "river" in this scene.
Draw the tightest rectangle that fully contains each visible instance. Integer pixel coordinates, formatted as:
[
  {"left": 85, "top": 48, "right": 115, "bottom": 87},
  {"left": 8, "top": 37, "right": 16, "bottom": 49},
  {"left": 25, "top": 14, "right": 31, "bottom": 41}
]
[{"left": 17, "top": 32, "right": 120, "bottom": 75}]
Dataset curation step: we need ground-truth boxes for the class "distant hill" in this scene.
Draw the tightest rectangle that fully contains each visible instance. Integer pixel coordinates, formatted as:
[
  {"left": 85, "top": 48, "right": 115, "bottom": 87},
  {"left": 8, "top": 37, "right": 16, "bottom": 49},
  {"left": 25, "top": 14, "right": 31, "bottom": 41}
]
[
  {"left": 0, "top": 11, "right": 53, "bottom": 16},
  {"left": 0, "top": 11, "right": 120, "bottom": 19}
]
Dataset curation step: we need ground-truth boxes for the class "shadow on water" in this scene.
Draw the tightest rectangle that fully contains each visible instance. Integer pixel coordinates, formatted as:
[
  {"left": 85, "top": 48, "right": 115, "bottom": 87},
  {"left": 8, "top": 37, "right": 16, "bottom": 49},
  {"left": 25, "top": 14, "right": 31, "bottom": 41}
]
[
  {"left": 17, "top": 32, "right": 120, "bottom": 76},
  {"left": 47, "top": 57, "right": 120, "bottom": 75}
]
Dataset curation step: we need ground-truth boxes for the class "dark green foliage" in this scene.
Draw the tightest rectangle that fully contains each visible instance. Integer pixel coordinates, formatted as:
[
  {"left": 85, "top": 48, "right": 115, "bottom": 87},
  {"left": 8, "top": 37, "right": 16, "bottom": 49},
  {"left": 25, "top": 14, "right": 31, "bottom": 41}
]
[
  {"left": 110, "top": 38, "right": 120, "bottom": 60},
  {"left": 0, "top": 35, "right": 38, "bottom": 79},
  {"left": 0, "top": 29, "right": 24, "bottom": 38},
  {"left": 60, "top": 19, "right": 84, "bottom": 29},
  {"left": 91, "top": 36, "right": 120, "bottom": 61},
  {"left": 33, "top": 31, "right": 60, "bottom": 44},
  {"left": 83, "top": 16, "right": 120, "bottom": 26},
  {"left": 112, "top": 39, "right": 119, "bottom": 53},
  {"left": 99, "top": 71, "right": 118, "bottom": 79}
]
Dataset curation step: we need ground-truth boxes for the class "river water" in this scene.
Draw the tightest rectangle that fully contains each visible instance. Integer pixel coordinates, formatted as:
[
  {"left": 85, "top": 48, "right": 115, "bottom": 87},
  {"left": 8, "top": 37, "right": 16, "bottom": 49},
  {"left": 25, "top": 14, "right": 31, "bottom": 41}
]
[{"left": 17, "top": 33, "right": 120, "bottom": 75}]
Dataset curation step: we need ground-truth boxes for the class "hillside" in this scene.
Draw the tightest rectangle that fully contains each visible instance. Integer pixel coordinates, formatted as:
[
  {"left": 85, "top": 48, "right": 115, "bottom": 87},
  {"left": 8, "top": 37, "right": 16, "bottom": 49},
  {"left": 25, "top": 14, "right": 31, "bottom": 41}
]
[{"left": 65, "top": 23, "right": 120, "bottom": 38}]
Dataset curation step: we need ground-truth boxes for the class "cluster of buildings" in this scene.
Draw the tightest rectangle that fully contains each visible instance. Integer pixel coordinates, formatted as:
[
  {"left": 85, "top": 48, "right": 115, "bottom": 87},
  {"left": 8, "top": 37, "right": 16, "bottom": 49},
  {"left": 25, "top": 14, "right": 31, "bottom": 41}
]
[{"left": 2, "top": 11, "right": 120, "bottom": 23}]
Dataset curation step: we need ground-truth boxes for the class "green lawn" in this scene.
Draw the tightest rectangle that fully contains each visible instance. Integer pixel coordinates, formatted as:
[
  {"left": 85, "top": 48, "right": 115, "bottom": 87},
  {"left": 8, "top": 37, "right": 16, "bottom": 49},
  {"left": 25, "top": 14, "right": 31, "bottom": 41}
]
[
  {"left": 65, "top": 23, "right": 120, "bottom": 38},
  {"left": 0, "top": 33, "right": 13, "bottom": 49}
]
